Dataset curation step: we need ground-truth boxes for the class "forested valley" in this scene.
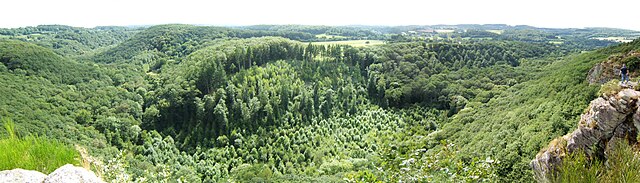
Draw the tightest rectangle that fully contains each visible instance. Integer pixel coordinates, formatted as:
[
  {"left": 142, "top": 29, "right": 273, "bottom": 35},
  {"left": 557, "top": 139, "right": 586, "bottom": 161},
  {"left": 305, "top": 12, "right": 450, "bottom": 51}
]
[{"left": 1, "top": 24, "right": 640, "bottom": 182}]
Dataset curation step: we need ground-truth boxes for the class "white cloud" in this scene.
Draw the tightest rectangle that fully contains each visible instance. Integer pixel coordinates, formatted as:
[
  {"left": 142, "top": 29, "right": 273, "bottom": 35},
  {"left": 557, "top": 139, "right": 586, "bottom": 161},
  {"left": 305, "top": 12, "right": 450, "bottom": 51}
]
[{"left": 1, "top": 0, "right": 639, "bottom": 30}]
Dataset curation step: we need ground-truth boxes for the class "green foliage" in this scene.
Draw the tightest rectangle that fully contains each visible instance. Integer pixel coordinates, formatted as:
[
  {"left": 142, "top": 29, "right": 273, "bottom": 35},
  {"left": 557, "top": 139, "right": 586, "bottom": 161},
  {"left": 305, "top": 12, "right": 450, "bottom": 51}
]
[
  {"left": 434, "top": 42, "right": 612, "bottom": 181},
  {"left": 600, "top": 141, "right": 640, "bottom": 183},
  {"left": 0, "top": 136, "right": 81, "bottom": 174},
  {"left": 143, "top": 37, "right": 371, "bottom": 152},
  {"left": 231, "top": 164, "right": 275, "bottom": 182},
  {"left": 598, "top": 39, "right": 640, "bottom": 55},
  {"left": 2, "top": 117, "right": 16, "bottom": 139},
  {"left": 91, "top": 24, "right": 318, "bottom": 63},
  {"left": 319, "top": 159, "right": 354, "bottom": 175},
  {"left": 0, "top": 25, "right": 137, "bottom": 56},
  {"left": 623, "top": 55, "right": 640, "bottom": 70},
  {"left": 240, "top": 24, "right": 384, "bottom": 41},
  {"left": 598, "top": 79, "right": 622, "bottom": 97},
  {"left": 0, "top": 117, "right": 80, "bottom": 174},
  {"left": 362, "top": 41, "right": 552, "bottom": 108},
  {"left": 344, "top": 170, "right": 382, "bottom": 183},
  {"left": 552, "top": 151, "right": 600, "bottom": 183},
  {"left": 0, "top": 39, "right": 106, "bottom": 84},
  {"left": 1, "top": 24, "right": 638, "bottom": 182},
  {"left": 553, "top": 141, "right": 640, "bottom": 183},
  {"left": 375, "top": 137, "right": 498, "bottom": 182}
]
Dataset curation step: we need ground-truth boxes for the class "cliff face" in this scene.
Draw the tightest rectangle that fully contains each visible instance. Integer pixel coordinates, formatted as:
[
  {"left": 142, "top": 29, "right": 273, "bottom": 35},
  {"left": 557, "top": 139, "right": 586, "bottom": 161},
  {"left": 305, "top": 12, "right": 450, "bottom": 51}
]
[
  {"left": 531, "top": 89, "right": 640, "bottom": 181},
  {"left": 587, "top": 62, "right": 620, "bottom": 84}
]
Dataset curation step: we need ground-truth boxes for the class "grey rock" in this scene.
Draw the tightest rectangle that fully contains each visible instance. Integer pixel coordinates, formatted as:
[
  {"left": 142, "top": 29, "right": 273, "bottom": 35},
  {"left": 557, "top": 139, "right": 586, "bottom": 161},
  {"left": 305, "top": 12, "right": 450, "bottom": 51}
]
[
  {"left": 43, "top": 164, "right": 104, "bottom": 183},
  {"left": 532, "top": 89, "right": 640, "bottom": 182},
  {"left": 587, "top": 63, "right": 614, "bottom": 84},
  {"left": 0, "top": 169, "right": 46, "bottom": 183},
  {"left": 605, "top": 122, "right": 635, "bottom": 159},
  {"left": 634, "top": 102, "right": 640, "bottom": 133},
  {"left": 531, "top": 136, "right": 567, "bottom": 182}
]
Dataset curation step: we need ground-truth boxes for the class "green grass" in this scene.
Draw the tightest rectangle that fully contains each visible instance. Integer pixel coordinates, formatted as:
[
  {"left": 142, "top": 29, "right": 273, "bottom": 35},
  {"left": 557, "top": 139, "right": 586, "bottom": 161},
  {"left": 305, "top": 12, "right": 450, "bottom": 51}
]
[
  {"left": 552, "top": 141, "right": 640, "bottom": 183},
  {"left": 0, "top": 117, "right": 80, "bottom": 174},
  {"left": 309, "top": 40, "right": 384, "bottom": 47}
]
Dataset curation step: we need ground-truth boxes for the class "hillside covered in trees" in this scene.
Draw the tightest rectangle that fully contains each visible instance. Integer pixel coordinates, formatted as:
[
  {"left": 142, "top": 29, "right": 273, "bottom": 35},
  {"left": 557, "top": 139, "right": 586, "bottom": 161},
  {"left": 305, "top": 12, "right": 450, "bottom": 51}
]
[{"left": 1, "top": 24, "right": 639, "bottom": 182}]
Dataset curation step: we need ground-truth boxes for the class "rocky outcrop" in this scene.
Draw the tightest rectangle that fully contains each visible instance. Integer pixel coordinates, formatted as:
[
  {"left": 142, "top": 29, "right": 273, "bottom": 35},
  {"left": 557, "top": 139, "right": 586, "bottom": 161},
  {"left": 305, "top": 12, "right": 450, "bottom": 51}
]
[
  {"left": 586, "top": 50, "right": 640, "bottom": 85},
  {"left": 587, "top": 62, "right": 619, "bottom": 84},
  {"left": 531, "top": 89, "right": 640, "bottom": 182},
  {"left": 0, "top": 169, "right": 47, "bottom": 183},
  {"left": 0, "top": 164, "right": 103, "bottom": 183}
]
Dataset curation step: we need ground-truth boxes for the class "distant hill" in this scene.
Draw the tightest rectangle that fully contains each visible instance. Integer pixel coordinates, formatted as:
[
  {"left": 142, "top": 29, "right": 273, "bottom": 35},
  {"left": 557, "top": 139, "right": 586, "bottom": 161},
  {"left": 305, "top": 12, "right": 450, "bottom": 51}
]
[
  {"left": 0, "top": 39, "right": 104, "bottom": 84},
  {"left": 0, "top": 25, "right": 137, "bottom": 56},
  {"left": 92, "top": 24, "right": 316, "bottom": 63}
]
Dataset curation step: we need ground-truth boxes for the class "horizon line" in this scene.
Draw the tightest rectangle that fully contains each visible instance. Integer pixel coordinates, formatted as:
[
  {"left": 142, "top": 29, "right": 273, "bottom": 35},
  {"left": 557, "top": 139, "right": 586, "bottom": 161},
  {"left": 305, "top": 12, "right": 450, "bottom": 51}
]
[{"left": 1, "top": 23, "right": 639, "bottom": 32}]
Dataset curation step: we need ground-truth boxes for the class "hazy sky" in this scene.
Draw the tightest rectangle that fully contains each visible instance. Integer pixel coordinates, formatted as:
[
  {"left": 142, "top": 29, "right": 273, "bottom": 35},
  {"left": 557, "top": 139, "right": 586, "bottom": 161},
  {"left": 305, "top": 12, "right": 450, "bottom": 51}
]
[{"left": 2, "top": 0, "right": 639, "bottom": 30}]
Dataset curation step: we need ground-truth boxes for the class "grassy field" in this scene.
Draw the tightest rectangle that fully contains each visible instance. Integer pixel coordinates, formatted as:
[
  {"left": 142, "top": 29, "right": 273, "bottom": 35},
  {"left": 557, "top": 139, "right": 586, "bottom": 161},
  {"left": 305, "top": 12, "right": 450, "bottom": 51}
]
[
  {"left": 315, "top": 34, "right": 347, "bottom": 39},
  {"left": 309, "top": 40, "right": 384, "bottom": 47}
]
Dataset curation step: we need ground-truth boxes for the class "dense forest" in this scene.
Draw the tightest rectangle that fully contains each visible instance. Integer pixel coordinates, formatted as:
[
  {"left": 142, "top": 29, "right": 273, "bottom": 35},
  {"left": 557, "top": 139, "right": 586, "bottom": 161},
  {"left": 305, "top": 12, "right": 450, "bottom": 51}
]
[{"left": 1, "top": 24, "right": 639, "bottom": 182}]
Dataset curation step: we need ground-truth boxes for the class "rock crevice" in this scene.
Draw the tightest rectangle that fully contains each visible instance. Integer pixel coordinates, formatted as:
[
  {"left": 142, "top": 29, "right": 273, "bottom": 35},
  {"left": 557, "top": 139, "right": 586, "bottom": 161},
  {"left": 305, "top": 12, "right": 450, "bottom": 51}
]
[{"left": 531, "top": 89, "right": 640, "bottom": 181}]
